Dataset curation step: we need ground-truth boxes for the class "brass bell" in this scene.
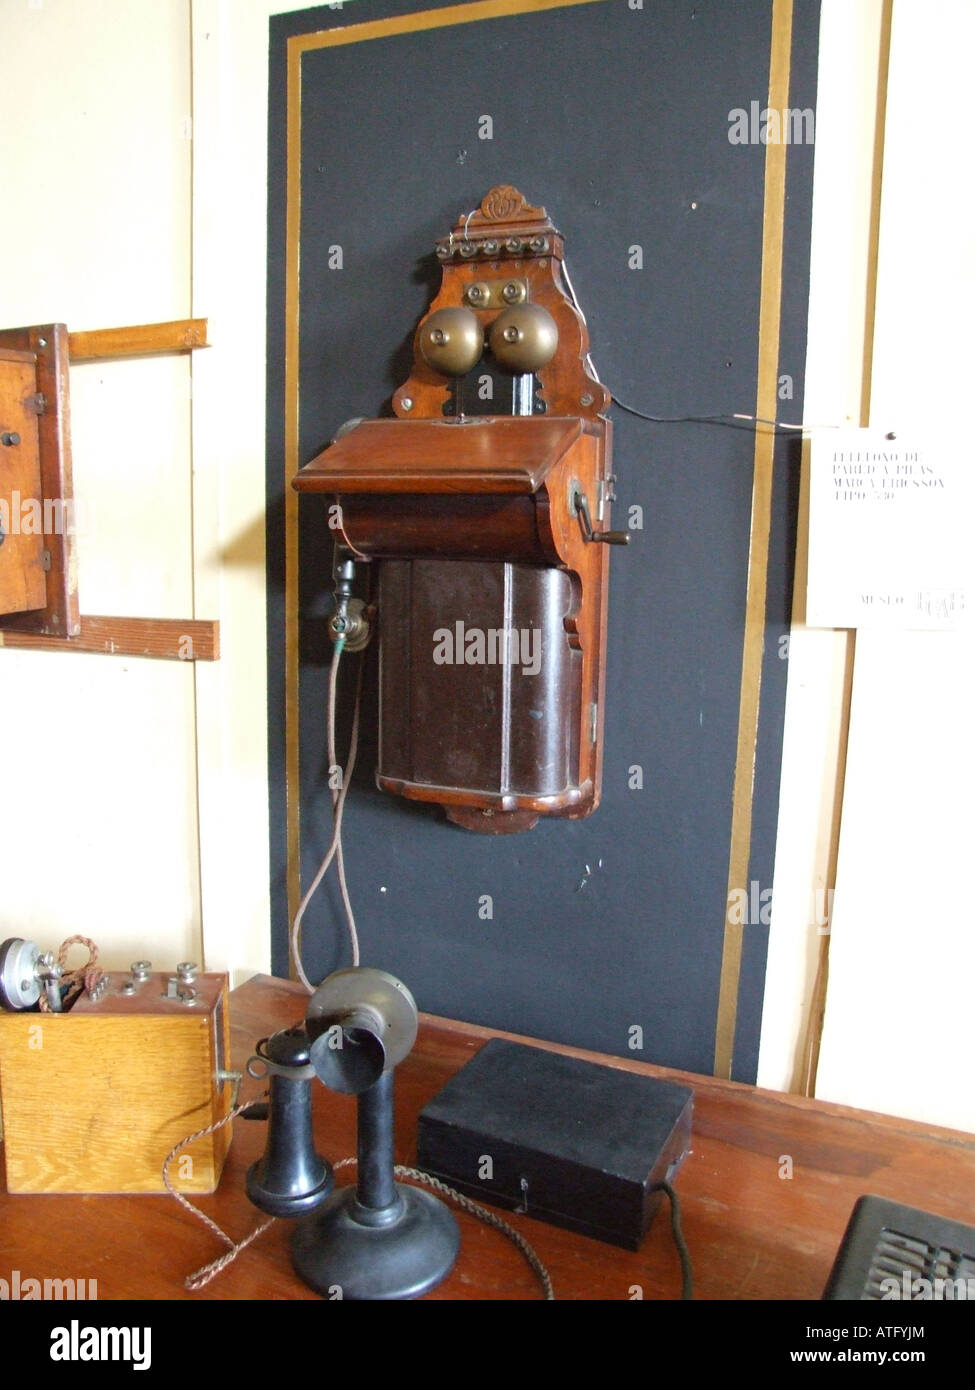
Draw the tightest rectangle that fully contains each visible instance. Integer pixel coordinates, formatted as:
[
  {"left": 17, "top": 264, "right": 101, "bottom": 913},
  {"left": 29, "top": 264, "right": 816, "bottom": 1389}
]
[
  {"left": 417, "top": 307, "right": 484, "bottom": 376},
  {"left": 489, "top": 303, "right": 559, "bottom": 373}
]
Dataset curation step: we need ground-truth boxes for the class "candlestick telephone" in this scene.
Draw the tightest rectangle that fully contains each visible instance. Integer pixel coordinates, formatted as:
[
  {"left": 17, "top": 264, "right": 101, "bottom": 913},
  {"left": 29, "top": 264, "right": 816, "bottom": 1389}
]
[{"left": 244, "top": 966, "right": 460, "bottom": 1300}]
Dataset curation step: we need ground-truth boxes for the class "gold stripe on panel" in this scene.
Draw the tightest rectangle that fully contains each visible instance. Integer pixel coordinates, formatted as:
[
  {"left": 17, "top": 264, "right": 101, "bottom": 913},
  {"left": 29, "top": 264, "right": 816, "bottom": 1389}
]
[
  {"left": 713, "top": 0, "right": 794, "bottom": 1078},
  {"left": 293, "top": 0, "right": 611, "bottom": 55},
  {"left": 285, "top": 37, "right": 303, "bottom": 957}
]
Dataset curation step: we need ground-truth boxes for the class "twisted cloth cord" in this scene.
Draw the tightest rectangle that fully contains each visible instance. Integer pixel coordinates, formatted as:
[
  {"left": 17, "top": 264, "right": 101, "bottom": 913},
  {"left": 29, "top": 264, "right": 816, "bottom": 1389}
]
[
  {"left": 395, "top": 1164, "right": 554, "bottom": 1300},
  {"left": 169, "top": 1143, "right": 553, "bottom": 1298},
  {"left": 162, "top": 1094, "right": 276, "bottom": 1291},
  {"left": 38, "top": 935, "right": 105, "bottom": 1011}
]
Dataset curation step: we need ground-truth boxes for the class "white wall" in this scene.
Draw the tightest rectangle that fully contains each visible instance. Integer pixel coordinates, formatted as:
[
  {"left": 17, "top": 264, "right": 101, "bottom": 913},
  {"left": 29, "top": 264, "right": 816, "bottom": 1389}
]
[
  {"left": 0, "top": 0, "right": 200, "bottom": 970},
  {"left": 814, "top": 0, "right": 975, "bottom": 1132},
  {"left": 758, "top": 0, "right": 886, "bottom": 1093},
  {"left": 0, "top": 0, "right": 273, "bottom": 983},
  {"left": 185, "top": 0, "right": 307, "bottom": 983},
  {"left": 762, "top": 0, "right": 975, "bottom": 1135}
]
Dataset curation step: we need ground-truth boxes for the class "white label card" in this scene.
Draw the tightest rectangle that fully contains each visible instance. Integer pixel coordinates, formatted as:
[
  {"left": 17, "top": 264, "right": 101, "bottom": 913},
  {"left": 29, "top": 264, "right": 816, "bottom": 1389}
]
[{"left": 806, "top": 429, "right": 970, "bottom": 630}]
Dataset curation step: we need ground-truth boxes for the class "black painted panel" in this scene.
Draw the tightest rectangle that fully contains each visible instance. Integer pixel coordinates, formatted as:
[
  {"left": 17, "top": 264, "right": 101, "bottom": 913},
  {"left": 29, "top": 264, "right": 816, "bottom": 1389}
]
[{"left": 266, "top": 0, "right": 820, "bottom": 1079}]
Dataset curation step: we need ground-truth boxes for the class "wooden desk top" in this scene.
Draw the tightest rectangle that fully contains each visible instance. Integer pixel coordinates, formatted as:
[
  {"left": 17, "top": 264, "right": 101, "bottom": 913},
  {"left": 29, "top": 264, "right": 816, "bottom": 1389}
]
[{"left": 2, "top": 973, "right": 974, "bottom": 1302}]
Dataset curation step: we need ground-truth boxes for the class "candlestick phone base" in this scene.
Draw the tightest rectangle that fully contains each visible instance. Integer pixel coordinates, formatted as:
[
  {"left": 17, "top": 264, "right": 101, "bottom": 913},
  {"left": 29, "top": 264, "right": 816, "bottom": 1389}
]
[{"left": 246, "top": 967, "right": 460, "bottom": 1301}]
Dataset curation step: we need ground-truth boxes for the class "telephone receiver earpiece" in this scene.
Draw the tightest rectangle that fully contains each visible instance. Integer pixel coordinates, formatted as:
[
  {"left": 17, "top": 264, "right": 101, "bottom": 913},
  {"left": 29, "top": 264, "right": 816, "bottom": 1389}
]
[{"left": 244, "top": 1027, "right": 333, "bottom": 1218}]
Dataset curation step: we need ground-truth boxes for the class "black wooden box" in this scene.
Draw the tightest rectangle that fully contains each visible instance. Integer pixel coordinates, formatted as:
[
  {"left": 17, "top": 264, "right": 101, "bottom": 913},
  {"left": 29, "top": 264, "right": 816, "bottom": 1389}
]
[{"left": 416, "top": 1039, "right": 693, "bottom": 1250}]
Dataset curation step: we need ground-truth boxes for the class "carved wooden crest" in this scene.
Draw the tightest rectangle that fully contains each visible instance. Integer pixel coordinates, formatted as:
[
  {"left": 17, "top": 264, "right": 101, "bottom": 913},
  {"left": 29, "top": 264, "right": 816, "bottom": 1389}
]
[
  {"left": 477, "top": 186, "right": 546, "bottom": 223},
  {"left": 444, "top": 185, "right": 556, "bottom": 249}
]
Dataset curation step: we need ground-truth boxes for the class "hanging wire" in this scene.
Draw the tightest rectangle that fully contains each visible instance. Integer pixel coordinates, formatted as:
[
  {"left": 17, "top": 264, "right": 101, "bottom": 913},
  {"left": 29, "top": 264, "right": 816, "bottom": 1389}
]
[
  {"left": 290, "top": 637, "right": 367, "bottom": 988},
  {"left": 560, "top": 253, "right": 839, "bottom": 435}
]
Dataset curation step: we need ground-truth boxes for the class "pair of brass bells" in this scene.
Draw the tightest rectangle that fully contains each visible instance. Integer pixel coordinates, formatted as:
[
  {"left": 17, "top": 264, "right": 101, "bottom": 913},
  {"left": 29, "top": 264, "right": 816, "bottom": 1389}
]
[{"left": 418, "top": 303, "right": 558, "bottom": 377}]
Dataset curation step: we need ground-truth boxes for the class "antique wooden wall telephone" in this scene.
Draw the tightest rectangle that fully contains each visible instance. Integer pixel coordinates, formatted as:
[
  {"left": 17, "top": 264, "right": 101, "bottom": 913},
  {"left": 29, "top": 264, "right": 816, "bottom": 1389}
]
[{"left": 295, "top": 186, "right": 628, "bottom": 834}]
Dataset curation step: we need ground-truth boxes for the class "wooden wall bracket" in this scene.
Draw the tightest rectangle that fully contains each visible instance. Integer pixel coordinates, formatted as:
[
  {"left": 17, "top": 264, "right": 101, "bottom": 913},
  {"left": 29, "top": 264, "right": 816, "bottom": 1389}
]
[
  {"left": 0, "top": 318, "right": 218, "bottom": 661},
  {"left": 0, "top": 616, "right": 219, "bottom": 662},
  {"left": 67, "top": 318, "right": 210, "bottom": 363}
]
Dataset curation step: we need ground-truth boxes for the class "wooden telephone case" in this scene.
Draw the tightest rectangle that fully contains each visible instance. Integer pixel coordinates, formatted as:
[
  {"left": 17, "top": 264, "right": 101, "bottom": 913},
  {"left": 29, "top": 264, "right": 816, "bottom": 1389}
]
[{"left": 294, "top": 187, "right": 626, "bottom": 834}]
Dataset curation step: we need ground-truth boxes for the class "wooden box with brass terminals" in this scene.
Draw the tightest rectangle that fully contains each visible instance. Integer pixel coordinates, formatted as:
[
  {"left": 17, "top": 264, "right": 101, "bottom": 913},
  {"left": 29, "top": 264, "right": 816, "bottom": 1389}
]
[{"left": 0, "top": 969, "right": 235, "bottom": 1195}]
